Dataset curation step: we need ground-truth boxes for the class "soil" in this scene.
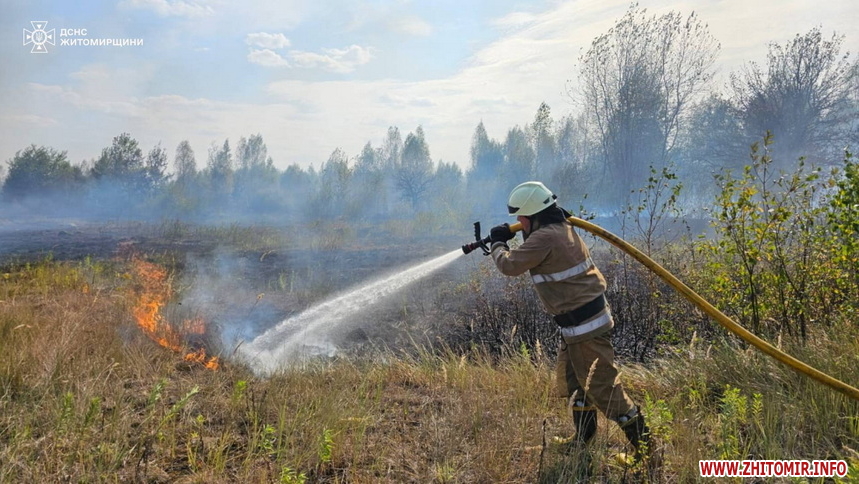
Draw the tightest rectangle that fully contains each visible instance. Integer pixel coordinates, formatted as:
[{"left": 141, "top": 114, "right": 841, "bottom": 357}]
[{"left": 0, "top": 219, "right": 466, "bottom": 277}]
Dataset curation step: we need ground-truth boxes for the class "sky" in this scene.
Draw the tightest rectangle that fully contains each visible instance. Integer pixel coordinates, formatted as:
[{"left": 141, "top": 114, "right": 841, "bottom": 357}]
[{"left": 1, "top": 0, "right": 857, "bottom": 173}]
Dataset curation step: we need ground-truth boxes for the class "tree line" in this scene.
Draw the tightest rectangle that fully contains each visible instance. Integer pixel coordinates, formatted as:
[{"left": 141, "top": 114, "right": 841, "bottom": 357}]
[{"left": 2, "top": 6, "right": 857, "bottom": 225}]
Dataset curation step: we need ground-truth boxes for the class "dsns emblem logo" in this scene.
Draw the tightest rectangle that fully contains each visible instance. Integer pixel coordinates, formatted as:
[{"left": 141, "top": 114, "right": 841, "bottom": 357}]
[{"left": 23, "top": 21, "right": 55, "bottom": 53}]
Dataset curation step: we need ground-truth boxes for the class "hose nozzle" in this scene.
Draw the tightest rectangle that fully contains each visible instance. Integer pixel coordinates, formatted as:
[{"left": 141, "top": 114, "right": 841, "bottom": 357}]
[
  {"left": 461, "top": 221, "right": 525, "bottom": 255},
  {"left": 461, "top": 240, "right": 486, "bottom": 255},
  {"left": 461, "top": 221, "right": 491, "bottom": 255}
]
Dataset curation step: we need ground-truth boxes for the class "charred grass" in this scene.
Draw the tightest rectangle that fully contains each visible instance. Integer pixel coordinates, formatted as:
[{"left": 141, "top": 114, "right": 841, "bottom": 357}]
[{"left": 1, "top": 255, "right": 858, "bottom": 483}]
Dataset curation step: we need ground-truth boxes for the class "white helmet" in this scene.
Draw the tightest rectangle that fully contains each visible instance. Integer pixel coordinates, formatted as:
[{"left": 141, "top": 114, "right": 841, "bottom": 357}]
[{"left": 507, "top": 181, "right": 556, "bottom": 216}]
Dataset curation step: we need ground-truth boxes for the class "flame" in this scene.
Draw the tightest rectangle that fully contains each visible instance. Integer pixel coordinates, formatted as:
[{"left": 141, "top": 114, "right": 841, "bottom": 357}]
[{"left": 131, "top": 259, "right": 220, "bottom": 370}]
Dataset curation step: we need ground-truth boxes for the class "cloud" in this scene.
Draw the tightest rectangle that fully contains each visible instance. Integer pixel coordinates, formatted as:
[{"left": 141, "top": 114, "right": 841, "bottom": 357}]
[
  {"left": 491, "top": 11, "right": 539, "bottom": 29},
  {"left": 341, "top": 6, "right": 432, "bottom": 38},
  {"left": 263, "top": 76, "right": 519, "bottom": 159},
  {"left": 29, "top": 83, "right": 142, "bottom": 117},
  {"left": 378, "top": 93, "right": 437, "bottom": 108},
  {"left": 289, "top": 45, "right": 373, "bottom": 73},
  {"left": 388, "top": 15, "right": 433, "bottom": 36},
  {"left": 119, "top": 0, "right": 215, "bottom": 18},
  {"left": 248, "top": 49, "right": 290, "bottom": 67},
  {"left": 0, "top": 114, "right": 58, "bottom": 127},
  {"left": 245, "top": 32, "right": 291, "bottom": 50},
  {"left": 21, "top": 63, "right": 156, "bottom": 119},
  {"left": 245, "top": 40, "right": 373, "bottom": 72},
  {"left": 221, "top": 0, "right": 311, "bottom": 31}
]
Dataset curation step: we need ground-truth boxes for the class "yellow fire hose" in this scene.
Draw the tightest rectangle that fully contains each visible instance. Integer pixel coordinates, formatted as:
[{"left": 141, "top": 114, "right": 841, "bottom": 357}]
[{"left": 507, "top": 217, "right": 859, "bottom": 402}]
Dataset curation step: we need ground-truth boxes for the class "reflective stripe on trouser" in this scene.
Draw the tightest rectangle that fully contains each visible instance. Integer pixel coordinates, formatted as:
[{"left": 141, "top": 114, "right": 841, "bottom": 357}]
[
  {"left": 559, "top": 309, "right": 612, "bottom": 341},
  {"left": 555, "top": 333, "right": 636, "bottom": 420}
]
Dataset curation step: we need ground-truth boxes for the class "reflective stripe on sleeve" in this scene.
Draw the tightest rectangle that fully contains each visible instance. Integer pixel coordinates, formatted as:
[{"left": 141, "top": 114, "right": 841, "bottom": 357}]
[{"left": 531, "top": 257, "right": 595, "bottom": 284}]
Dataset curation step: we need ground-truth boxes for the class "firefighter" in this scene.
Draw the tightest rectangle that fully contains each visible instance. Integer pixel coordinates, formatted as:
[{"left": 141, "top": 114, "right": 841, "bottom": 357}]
[{"left": 489, "top": 181, "right": 649, "bottom": 460}]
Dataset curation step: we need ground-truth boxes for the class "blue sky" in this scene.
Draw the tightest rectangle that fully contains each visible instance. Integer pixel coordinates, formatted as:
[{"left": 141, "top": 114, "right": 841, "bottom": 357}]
[{"left": 1, "top": 0, "right": 857, "bottom": 172}]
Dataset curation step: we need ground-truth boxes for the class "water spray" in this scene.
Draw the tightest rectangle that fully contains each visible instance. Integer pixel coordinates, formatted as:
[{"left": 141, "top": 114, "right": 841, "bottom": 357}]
[
  {"left": 239, "top": 249, "right": 464, "bottom": 374},
  {"left": 461, "top": 216, "right": 859, "bottom": 401}
]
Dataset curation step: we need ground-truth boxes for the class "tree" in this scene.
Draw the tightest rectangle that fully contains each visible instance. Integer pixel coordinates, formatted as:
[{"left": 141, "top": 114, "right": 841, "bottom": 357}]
[
  {"left": 91, "top": 133, "right": 146, "bottom": 193},
  {"left": 206, "top": 139, "right": 233, "bottom": 203},
  {"left": 731, "top": 28, "right": 857, "bottom": 166},
  {"left": 316, "top": 148, "right": 352, "bottom": 217},
  {"left": 553, "top": 114, "right": 594, "bottom": 205},
  {"left": 234, "top": 134, "right": 277, "bottom": 211},
  {"left": 432, "top": 160, "right": 464, "bottom": 205},
  {"left": 844, "top": 60, "right": 859, "bottom": 145},
  {"left": 467, "top": 121, "right": 505, "bottom": 216},
  {"left": 676, "top": 95, "right": 747, "bottom": 204},
  {"left": 353, "top": 141, "right": 387, "bottom": 218},
  {"left": 503, "top": 126, "right": 534, "bottom": 182},
  {"left": 169, "top": 140, "right": 199, "bottom": 213},
  {"left": 379, "top": 126, "right": 403, "bottom": 170},
  {"left": 173, "top": 140, "right": 197, "bottom": 182},
  {"left": 145, "top": 143, "right": 170, "bottom": 194},
  {"left": 435, "top": 160, "right": 463, "bottom": 186},
  {"left": 395, "top": 126, "right": 434, "bottom": 209},
  {"left": 355, "top": 141, "right": 380, "bottom": 173},
  {"left": 577, "top": 5, "right": 719, "bottom": 198},
  {"left": 2, "top": 145, "right": 82, "bottom": 201},
  {"left": 530, "top": 102, "right": 557, "bottom": 179},
  {"left": 468, "top": 121, "right": 504, "bottom": 181},
  {"left": 377, "top": 126, "right": 404, "bottom": 214},
  {"left": 280, "top": 163, "right": 313, "bottom": 219},
  {"left": 682, "top": 95, "right": 745, "bottom": 170},
  {"left": 235, "top": 134, "right": 270, "bottom": 170}
]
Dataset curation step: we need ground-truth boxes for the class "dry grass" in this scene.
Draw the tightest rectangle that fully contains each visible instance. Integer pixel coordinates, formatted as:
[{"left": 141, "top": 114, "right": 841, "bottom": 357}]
[{"left": 1, "top": 257, "right": 857, "bottom": 483}]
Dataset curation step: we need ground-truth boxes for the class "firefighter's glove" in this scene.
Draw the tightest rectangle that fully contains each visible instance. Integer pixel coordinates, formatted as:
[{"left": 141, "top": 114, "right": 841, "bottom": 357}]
[{"left": 489, "top": 223, "right": 515, "bottom": 244}]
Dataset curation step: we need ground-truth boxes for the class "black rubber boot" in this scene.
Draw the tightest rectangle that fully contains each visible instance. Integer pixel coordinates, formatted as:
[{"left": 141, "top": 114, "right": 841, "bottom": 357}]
[
  {"left": 618, "top": 408, "right": 650, "bottom": 462},
  {"left": 569, "top": 400, "right": 597, "bottom": 481},
  {"left": 572, "top": 405, "right": 598, "bottom": 445}
]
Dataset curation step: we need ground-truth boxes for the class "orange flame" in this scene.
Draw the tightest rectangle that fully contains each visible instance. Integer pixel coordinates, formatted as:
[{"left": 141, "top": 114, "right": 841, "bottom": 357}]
[{"left": 131, "top": 259, "right": 220, "bottom": 370}]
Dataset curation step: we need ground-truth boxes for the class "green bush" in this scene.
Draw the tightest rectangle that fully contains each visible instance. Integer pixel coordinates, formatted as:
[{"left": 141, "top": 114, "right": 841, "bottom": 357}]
[{"left": 697, "top": 134, "right": 856, "bottom": 341}]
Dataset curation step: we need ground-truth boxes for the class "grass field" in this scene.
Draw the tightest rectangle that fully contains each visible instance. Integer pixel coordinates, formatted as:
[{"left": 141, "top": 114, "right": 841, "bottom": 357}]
[{"left": 1, "top": 251, "right": 857, "bottom": 483}]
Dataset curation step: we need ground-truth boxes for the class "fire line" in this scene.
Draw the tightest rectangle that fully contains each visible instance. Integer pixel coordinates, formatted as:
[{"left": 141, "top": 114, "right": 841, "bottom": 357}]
[{"left": 131, "top": 258, "right": 220, "bottom": 370}]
